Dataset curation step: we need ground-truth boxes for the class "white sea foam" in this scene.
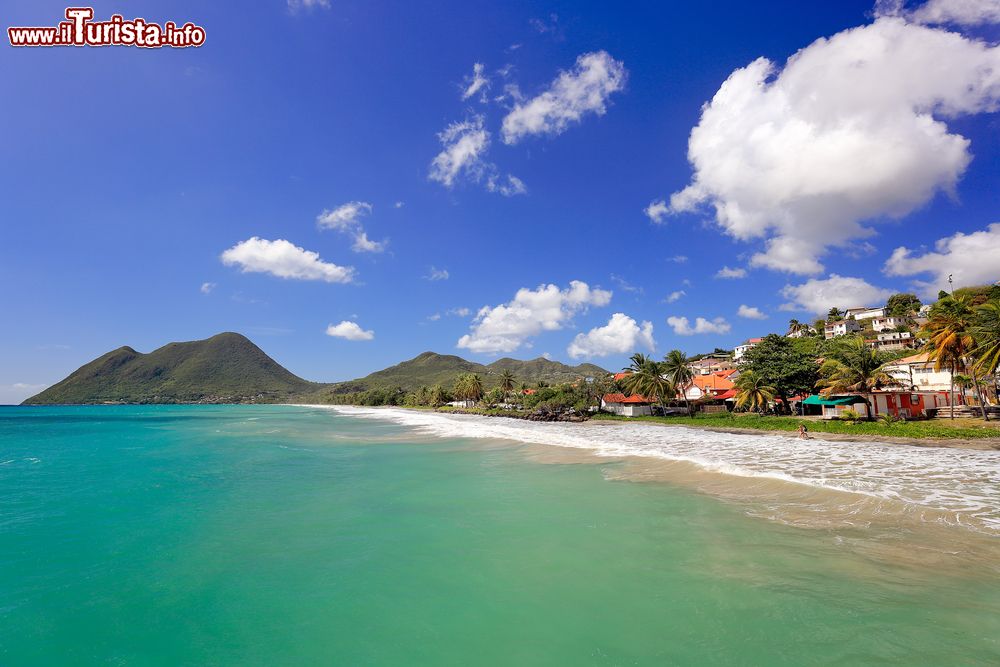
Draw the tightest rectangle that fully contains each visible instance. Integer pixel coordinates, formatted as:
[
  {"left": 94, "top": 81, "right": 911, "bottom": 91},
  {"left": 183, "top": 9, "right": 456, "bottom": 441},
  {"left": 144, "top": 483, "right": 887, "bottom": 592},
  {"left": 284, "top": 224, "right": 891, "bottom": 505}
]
[{"left": 318, "top": 406, "right": 1000, "bottom": 535}]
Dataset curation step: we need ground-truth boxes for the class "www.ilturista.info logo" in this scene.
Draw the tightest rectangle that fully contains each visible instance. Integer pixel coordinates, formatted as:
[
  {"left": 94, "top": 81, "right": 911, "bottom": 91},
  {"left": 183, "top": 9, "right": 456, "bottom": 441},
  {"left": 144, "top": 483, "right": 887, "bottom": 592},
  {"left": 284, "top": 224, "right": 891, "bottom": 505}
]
[{"left": 8, "top": 7, "right": 205, "bottom": 48}]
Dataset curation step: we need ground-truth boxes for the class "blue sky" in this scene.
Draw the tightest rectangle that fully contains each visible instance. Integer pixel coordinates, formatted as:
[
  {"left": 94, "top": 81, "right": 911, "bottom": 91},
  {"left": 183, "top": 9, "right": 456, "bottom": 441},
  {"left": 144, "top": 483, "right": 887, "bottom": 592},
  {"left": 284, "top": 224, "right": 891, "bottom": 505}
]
[{"left": 2, "top": 0, "right": 999, "bottom": 402}]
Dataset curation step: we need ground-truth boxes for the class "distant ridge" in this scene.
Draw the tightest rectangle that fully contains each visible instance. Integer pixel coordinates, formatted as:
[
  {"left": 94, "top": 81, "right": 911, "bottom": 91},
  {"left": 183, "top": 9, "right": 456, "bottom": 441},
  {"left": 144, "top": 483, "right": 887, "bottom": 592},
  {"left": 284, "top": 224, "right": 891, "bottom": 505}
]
[
  {"left": 23, "top": 332, "right": 319, "bottom": 405},
  {"left": 23, "top": 335, "right": 610, "bottom": 405},
  {"left": 329, "top": 351, "right": 608, "bottom": 395}
]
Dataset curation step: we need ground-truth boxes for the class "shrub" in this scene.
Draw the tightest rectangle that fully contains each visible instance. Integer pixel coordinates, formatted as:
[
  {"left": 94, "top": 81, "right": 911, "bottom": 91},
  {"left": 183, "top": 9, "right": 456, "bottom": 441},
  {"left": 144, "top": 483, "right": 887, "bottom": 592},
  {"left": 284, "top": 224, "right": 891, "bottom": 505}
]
[{"left": 839, "top": 408, "right": 862, "bottom": 422}]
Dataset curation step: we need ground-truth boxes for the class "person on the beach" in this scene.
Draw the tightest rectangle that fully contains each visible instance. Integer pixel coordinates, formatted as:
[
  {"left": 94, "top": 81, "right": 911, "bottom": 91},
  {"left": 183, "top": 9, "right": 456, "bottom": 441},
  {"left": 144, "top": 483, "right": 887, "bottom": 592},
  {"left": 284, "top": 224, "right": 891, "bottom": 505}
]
[{"left": 798, "top": 424, "right": 810, "bottom": 440}]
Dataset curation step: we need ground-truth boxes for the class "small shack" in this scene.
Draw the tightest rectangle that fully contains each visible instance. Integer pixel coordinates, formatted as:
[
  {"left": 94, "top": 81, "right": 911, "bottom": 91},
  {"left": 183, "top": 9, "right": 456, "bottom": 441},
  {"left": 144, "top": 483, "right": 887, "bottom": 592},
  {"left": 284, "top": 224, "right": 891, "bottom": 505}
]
[{"left": 801, "top": 395, "right": 870, "bottom": 419}]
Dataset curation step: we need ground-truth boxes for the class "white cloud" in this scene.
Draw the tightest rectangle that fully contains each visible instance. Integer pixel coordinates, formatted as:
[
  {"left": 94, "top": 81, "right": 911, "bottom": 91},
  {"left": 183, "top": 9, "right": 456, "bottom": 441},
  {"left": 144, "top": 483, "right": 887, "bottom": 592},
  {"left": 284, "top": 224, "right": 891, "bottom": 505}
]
[
  {"left": 668, "top": 255, "right": 688, "bottom": 263},
  {"left": 665, "top": 290, "right": 686, "bottom": 303},
  {"left": 317, "top": 201, "right": 372, "bottom": 231},
  {"left": 780, "top": 274, "right": 894, "bottom": 315},
  {"left": 221, "top": 237, "right": 355, "bottom": 283},
  {"left": 429, "top": 116, "right": 525, "bottom": 194},
  {"left": 462, "top": 63, "right": 490, "bottom": 100},
  {"left": 427, "top": 313, "right": 442, "bottom": 321},
  {"left": 287, "top": 0, "right": 330, "bottom": 11},
  {"left": 429, "top": 116, "right": 490, "bottom": 188},
  {"left": 458, "top": 280, "right": 612, "bottom": 354},
  {"left": 351, "top": 231, "right": 387, "bottom": 253},
  {"left": 884, "top": 222, "right": 1000, "bottom": 298},
  {"left": 317, "top": 201, "right": 387, "bottom": 253},
  {"left": 326, "top": 321, "right": 375, "bottom": 341},
  {"left": 715, "top": 266, "right": 747, "bottom": 279},
  {"left": 882, "top": 0, "right": 1000, "bottom": 26},
  {"left": 200, "top": 282, "right": 216, "bottom": 294},
  {"left": 567, "top": 313, "right": 655, "bottom": 359},
  {"left": 645, "top": 200, "right": 669, "bottom": 223},
  {"left": 501, "top": 51, "right": 627, "bottom": 144},
  {"left": 666, "top": 16, "right": 1000, "bottom": 274},
  {"left": 394, "top": 201, "right": 404, "bottom": 208},
  {"left": 666, "top": 316, "right": 732, "bottom": 336},
  {"left": 610, "top": 274, "right": 643, "bottom": 294},
  {"left": 425, "top": 266, "right": 449, "bottom": 281},
  {"left": 737, "top": 304, "right": 768, "bottom": 320},
  {"left": 448, "top": 307, "right": 471, "bottom": 317}
]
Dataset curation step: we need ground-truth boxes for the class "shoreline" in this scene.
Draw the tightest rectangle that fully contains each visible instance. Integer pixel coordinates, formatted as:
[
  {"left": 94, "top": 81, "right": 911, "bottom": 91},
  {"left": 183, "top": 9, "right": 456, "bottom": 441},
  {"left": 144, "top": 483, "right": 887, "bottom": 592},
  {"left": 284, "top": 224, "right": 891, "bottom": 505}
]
[{"left": 367, "top": 405, "right": 1000, "bottom": 451}]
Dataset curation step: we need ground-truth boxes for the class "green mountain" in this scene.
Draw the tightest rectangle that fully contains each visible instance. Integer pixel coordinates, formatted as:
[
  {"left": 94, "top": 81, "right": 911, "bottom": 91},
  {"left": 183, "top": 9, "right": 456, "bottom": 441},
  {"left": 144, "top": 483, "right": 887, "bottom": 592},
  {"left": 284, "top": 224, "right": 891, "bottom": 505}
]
[
  {"left": 23, "top": 332, "right": 319, "bottom": 405},
  {"left": 23, "top": 335, "right": 610, "bottom": 405}
]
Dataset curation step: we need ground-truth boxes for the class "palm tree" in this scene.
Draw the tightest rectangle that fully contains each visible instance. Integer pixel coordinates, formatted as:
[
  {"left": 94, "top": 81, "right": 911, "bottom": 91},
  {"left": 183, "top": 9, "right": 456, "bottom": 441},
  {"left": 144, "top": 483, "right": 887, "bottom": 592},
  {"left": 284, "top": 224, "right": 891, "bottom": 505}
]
[
  {"left": 972, "top": 301, "right": 1000, "bottom": 380},
  {"left": 454, "top": 373, "right": 485, "bottom": 406},
  {"left": 498, "top": 370, "right": 516, "bottom": 403},
  {"left": 788, "top": 318, "right": 802, "bottom": 335},
  {"left": 828, "top": 307, "right": 843, "bottom": 321},
  {"left": 734, "top": 370, "right": 776, "bottom": 414},
  {"left": 816, "top": 337, "right": 900, "bottom": 419},
  {"left": 921, "top": 295, "right": 988, "bottom": 420},
  {"left": 621, "top": 355, "right": 674, "bottom": 412},
  {"left": 661, "top": 349, "right": 694, "bottom": 417}
]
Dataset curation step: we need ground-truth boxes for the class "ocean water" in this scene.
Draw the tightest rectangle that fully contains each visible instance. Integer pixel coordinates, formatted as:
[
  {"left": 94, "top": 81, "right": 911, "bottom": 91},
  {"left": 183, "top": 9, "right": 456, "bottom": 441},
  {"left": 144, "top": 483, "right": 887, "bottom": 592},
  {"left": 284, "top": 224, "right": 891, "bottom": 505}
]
[{"left": 2, "top": 405, "right": 999, "bottom": 665}]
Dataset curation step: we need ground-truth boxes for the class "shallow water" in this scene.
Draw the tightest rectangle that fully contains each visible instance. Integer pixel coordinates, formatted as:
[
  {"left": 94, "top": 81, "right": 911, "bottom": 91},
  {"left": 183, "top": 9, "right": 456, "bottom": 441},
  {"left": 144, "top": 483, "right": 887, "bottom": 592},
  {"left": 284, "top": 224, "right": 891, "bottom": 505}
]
[{"left": 2, "top": 405, "right": 999, "bottom": 665}]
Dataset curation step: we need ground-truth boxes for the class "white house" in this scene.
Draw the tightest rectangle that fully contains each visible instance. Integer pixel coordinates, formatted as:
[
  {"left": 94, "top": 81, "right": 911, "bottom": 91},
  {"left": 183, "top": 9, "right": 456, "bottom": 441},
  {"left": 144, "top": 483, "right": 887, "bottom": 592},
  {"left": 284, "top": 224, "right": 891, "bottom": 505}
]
[
  {"left": 824, "top": 319, "right": 862, "bottom": 339},
  {"left": 871, "top": 315, "right": 909, "bottom": 332},
  {"left": 848, "top": 307, "right": 885, "bottom": 321},
  {"left": 733, "top": 337, "right": 763, "bottom": 361},
  {"left": 868, "top": 331, "right": 916, "bottom": 352},
  {"left": 883, "top": 353, "right": 953, "bottom": 392},
  {"left": 601, "top": 393, "right": 653, "bottom": 417},
  {"left": 786, "top": 327, "right": 816, "bottom": 338}
]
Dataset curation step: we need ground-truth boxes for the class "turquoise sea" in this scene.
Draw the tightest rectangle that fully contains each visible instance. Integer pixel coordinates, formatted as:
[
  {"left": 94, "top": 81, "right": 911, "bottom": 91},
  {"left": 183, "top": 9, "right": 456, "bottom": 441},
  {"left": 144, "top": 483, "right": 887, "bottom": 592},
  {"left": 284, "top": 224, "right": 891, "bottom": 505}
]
[{"left": 2, "top": 404, "right": 999, "bottom": 665}]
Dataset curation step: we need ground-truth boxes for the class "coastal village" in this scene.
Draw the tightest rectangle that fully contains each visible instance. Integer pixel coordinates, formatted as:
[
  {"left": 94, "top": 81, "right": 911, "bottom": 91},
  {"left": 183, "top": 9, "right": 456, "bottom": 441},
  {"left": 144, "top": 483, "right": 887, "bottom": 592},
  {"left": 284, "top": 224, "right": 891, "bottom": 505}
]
[{"left": 601, "top": 287, "right": 1000, "bottom": 422}]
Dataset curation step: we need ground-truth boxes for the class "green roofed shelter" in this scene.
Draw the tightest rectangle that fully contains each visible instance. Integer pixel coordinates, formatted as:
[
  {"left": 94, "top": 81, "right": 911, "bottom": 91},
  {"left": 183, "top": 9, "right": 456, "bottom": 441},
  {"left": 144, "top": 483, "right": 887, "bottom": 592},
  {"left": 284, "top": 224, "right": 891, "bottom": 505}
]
[{"left": 801, "top": 395, "right": 866, "bottom": 406}]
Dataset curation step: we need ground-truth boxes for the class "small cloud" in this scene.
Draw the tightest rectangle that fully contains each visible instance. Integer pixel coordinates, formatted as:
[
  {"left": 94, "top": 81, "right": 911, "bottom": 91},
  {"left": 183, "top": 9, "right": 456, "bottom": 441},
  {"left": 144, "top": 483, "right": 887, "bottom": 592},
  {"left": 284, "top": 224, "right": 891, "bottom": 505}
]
[
  {"left": 287, "top": 0, "right": 330, "bottom": 11},
  {"left": 567, "top": 313, "right": 655, "bottom": 359},
  {"left": 668, "top": 255, "right": 688, "bottom": 264},
  {"left": 529, "top": 13, "right": 562, "bottom": 37},
  {"left": 221, "top": 238, "right": 355, "bottom": 283},
  {"left": 645, "top": 200, "right": 669, "bottom": 223},
  {"left": 326, "top": 320, "right": 375, "bottom": 341},
  {"left": 666, "top": 315, "right": 731, "bottom": 336},
  {"left": 715, "top": 266, "right": 747, "bottom": 279},
  {"left": 737, "top": 304, "right": 768, "bottom": 320},
  {"left": 611, "top": 274, "right": 643, "bottom": 295},
  {"left": 394, "top": 201, "right": 404, "bottom": 208},
  {"left": 427, "top": 313, "right": 442, "bottom": 321},
  {"left": 317, "top": 201, "right": 372, "bottom": 231},
  {"left": 200, "top": 282, "right": 216, "bottom": 295},
  {"left": 665, "top": 290, "right": 686, "bottom": 303},
  {"left": 352, "top": 231, "right": 388, "bottom": 254},
  {"left": 448, "top": 307, "right": 471, "bottom": 317},
  {"left": 461, "top": 62, "right": 490, "bottom": 101},
  {"left": 425, "top": 266, "right": 450, "bottom": 281}
]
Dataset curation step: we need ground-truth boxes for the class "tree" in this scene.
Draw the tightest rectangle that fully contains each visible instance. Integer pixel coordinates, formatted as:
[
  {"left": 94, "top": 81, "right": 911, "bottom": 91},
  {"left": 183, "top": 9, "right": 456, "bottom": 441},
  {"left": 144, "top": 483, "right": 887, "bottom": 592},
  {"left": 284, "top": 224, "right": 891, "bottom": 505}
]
[
  {"left": 920, "top": 295, "right": 988, "bottom": 420},
  {"left": 734, "top": 370, "right": 776, "bottom": 414},
  {"left": 787, "top": 319, "right": 803, "bottom": 335},
  {"left": 740, "top": 335, "right": 819, "bottom": 413},
  {"left": 971, "top": 301, "right": 1000, "bottom": 378},
  {"left": 621, "top": 355, "right": 674, "bottom": 412},
  {"left": 661, "top": 349, "right": 695, "bottom": 417},
  {"left": 828, "top": 307, "right": 843, "bottom": 321},
  {"left": 817, "top": 337, "right": 901, "bottom": 419},
  {"left": 429, "top": 385, "right": 449, "bottom": 406},
  {"left": 453, "top": 373, "right": 484, "bottom": 405},
  {"left": 498, "top": 370, "right": 516, "bottom": 402},
  {"left": 886, "top": 293, "right": 922, "bottom": 318}
]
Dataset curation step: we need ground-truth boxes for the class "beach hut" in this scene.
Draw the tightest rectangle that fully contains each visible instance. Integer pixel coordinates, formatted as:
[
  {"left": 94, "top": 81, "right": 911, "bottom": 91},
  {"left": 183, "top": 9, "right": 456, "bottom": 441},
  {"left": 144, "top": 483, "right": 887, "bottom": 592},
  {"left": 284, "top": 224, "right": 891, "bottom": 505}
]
[{"left": 801, "top": 394, "right": 870, "bottom": 419}]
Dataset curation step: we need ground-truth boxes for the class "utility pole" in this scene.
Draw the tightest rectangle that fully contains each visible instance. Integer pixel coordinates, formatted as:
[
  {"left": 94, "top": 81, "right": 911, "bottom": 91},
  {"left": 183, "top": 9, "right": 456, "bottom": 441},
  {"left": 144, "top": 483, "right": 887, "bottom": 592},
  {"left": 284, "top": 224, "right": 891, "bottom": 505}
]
[{"left": 948, "top": 273, "right": 953, "bottom": 294}]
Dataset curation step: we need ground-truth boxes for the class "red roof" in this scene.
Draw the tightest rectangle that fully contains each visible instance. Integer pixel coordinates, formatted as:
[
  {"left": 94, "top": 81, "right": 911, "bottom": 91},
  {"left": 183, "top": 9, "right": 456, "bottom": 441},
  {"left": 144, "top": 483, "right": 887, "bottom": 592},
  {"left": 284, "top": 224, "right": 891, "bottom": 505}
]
[
  {"left": 613, "top": 372, "right": 631, "bottom": 381},
  {"left": 602, "top": 393, "right": 652, "bottom": 404},
  {"left": 716, "top": 389, "right": 737, "bottom": 400}
]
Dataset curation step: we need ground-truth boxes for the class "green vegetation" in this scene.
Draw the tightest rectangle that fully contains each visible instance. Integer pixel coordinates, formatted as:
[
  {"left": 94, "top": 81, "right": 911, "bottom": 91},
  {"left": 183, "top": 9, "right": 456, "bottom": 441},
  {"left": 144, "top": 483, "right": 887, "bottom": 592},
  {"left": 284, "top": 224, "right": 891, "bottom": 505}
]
[
  {"left": 590, "top": 412, "right": 1000, "bottom": 440},
  {"left": 23, "top": 333, "right": 320, "bottom": 405}
]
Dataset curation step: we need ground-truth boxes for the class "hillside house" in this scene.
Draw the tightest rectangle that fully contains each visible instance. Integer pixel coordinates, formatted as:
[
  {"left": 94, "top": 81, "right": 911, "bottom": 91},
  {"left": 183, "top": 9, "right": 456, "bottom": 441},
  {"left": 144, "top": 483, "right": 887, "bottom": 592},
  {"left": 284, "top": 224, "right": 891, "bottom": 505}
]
[
  {"left": 733, "top": 338, "right": 763, "bottom": 361},
  {"left": 867, "top": 331, "right": 916, "bottom": 352},
  {"left": 871, "top": 315, "right": 909, "bottom": 332},
  {"left": 824, "top": 319, "right": 862, "bottom": 339}
]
